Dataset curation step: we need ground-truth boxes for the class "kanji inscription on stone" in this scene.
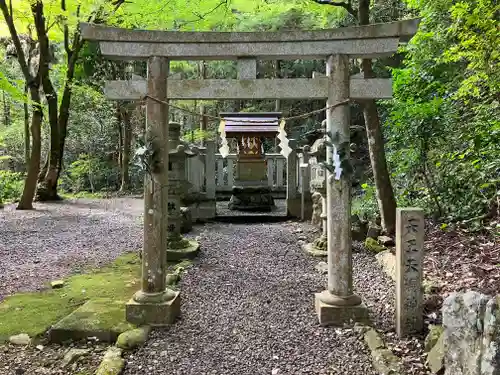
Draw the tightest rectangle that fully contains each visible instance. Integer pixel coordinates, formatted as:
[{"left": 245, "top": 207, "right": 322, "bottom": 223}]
[{"left": 395, "top": 207, "right": 424, "bottom": 337}]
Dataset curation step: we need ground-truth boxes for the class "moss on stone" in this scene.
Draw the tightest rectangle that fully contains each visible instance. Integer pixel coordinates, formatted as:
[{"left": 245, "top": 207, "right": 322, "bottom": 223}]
[
  {"left": 116, "top": 326, "right": 151, "bottom": 350},
  {"left": 0, "top": 252, "right": 142, "bottom": 343},
  {"left": 364, "top": 237, "right": 386, "bottom": 253},
  {"left": 95, "top": 347, "right": 124, "bottom": 375},
  {"left": 49, "top": 299, "right": 135, "bottom": 343},
  {"left": 425, "top": 324, "right": 444, "bottom": 353},
  {"left": 167, "top": 240, "right": 200, "bottom": 261}
]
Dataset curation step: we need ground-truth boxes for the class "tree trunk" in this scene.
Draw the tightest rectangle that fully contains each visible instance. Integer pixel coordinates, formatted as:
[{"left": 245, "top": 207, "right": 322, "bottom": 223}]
[
  {"left": 34, "top": 0, "right": 61, "bottom": 202},
  {"left": 17, "top": 86, "right": 42, "bottom": 210},
  {"left": 358, "top": 0, "right": 397, "bottom": 234},
  {"left": 119, "top": 105, "right": 132, "bottom": 192},
  {"left": 23, "top": 83, "right": 30, "bottom": 166}
]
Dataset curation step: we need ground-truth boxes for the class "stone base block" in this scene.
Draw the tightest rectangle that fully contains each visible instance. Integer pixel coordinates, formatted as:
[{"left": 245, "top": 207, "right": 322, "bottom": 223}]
[
  {"left": 126, "top": 291, "right": 180, "bottom": 326},
  {"left": 229, "top": 185, "right": 275, "bottom": 212},
  {"left": 167, "top": 240, "right": 200, "bottom": 261},
  {"left": 315, "top": 293, "right": 370, "bottom": 326}
]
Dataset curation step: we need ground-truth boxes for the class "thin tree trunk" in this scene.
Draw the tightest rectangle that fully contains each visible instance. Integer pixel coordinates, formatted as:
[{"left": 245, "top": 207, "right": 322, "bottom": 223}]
[
  {"left": 24, "top": 84, "right": 30, "bottom": 166},
  {"left": 117, "top": 103, "right": 123, "bottom": 170},
  {"left": 358, "top": 0, "right": 397, "bottom": 234}
]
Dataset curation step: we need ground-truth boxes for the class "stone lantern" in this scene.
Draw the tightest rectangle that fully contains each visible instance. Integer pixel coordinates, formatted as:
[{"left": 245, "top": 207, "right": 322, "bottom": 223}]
[
  {"left": 303, "top": 120, "right": 328, "bottom": 257},
  {"left": 166, "top": 122, "right": 200, "bottom": 259}
]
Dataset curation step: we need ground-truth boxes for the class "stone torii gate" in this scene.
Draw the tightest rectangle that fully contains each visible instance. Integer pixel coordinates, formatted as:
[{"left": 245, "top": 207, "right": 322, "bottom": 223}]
[{"left": 80, "top": 19, "right": 419, "bottom": 326}]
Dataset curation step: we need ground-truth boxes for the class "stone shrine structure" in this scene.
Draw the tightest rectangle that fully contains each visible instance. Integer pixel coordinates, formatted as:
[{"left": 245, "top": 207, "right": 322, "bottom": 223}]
[
  {"left": 219, "top": 112, "right": 281, "bottom": 212},
  {"left": 166, "top": 122, "right": 200, "bottom": 260},
  {"left": 81, "top": 18, "right": 419, "bottom": 326}
]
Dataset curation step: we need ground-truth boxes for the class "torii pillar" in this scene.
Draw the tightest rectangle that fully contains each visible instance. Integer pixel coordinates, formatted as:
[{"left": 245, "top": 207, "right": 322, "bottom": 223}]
[{"left": 315, "top": 55, "right": 368, "bottom": 325}]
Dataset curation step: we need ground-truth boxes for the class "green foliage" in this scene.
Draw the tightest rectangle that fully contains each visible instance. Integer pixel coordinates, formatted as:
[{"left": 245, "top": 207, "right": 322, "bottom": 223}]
[
  {"left": 0, "top": 169, "right": 23, "bottom": 203},
  {"left": 352, "top": 182, "right": 379, "bottom": 221},
  {"left": 383, "top": 0, "right": 500, "bottom": 222}
]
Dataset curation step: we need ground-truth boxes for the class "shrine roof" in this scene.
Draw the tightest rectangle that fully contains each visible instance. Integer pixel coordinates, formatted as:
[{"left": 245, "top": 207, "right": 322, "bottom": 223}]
[{"left": 220, "top": 112, "right": 282, "bottom": 133}]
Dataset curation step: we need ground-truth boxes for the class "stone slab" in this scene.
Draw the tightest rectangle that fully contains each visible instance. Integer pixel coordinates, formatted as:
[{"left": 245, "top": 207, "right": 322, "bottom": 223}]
[
  {"left": 315, "top": 294, "right": 370, "bottom": 326},
  {"left": 48, "top": 299, "right": 135, "bottom": 344},
  {"left": 287, "top": 196, "right": 312, "bottom": 220},
  {"left": 104, "top": 78, "right": 393, "bottom": 101},
  {"left": 126, "top": 291, "right": 180, "bottom": 326}
]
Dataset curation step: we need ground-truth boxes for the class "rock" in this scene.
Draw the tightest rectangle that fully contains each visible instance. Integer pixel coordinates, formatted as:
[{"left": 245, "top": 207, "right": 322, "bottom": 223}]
[
  {"left": 95, "top": 347, "right": 124, "bottom": 375},
  {"left": 364, "top": 237, "right": 386, "bottom": 253},
  {"left": 363, "top": 328, "right": 402, "bottom": 375},
  {"left": 423, "top": 279, "right": 442, "bottom": 294},
  {"left": 424, "top": 325, "right": 444, "bottom": 353},
  {"left": 35, "top": 345, "right": 44, "bottom": 351},
  {"left": 441, "top": 291, "right": 500, "bottom": 375},
  {"left": 375, "top": 250, "right": 396, "bottom": 282},
  {"left": 371, "top": 348, "right": 402, "bottom": 375},
  {"left": 9, "top": 334, "right": 31, "bottom": 346},
  {"left": 61, "top": 348, "right": 91, "bottom": 368},
  {"left": 366, "top": 225, "right": 382, "bottom": 239},
  {"left": 166, "top": 273, "right": 180, "bottom": 286},
  {"left": 352, "top": 221, "right": 368, "bottom": 242},
  {"left": 116, "top": 326, "right": 151, "bottom": 350},
  {"left": 50, "top": 280, "right": 65, "bottom": 289},
  {"left": 377, "top": 235, "right": 394, "bottom": 247},
  {"left": 364, "top": 328, "right": 384, "bottom": 351},
  {"left": 314, "top": 261, "right": 328, "bottom": 275},
  {"left": 427, "top": 330, "right": 444, "bottom": 374},
  {"left": 180, "top": 207, "right": 193, "bottom": 233}
]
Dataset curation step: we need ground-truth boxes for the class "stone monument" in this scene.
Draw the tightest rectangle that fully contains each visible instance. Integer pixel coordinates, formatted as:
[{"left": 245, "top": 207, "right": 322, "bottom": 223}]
[
  {"left": 219, "top": 112, "right": 282, "bottom": 212},
  {"left": 166, "top": 122, "right": 200, "bottom": 260}
]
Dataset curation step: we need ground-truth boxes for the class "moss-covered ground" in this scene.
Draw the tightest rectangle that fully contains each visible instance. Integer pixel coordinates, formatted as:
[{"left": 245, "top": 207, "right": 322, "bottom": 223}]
[{"left": 0, "top": 252, "right": 190, "bottom": 343}]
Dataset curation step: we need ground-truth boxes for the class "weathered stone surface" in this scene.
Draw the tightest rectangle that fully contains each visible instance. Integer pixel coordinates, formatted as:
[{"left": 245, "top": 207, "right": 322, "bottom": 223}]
[
  {"left": 366, "top": 225, "right": 382, "bottom": 239},
  {"left": 228, "top": 185, "right": 275, "bottom": 212},
  {"left": 424, "top": 325, "right": 444, "bottom": 353},
  {"left": 375, "top": 250, "right": 396, "bottom": 282},
  {"left": 314, "top": 294, "right": 370, "bottom": 326},
  {"left": 364, "top": 237, "right": 386, "bottom": 253},
  {"left": 8, "top": 333, "right": 30, "bottom": 346},
  {"left": 116, "top": 326, "right": 151, "bottom": 350},
  {"left": 104, "top": 77, "right": 394, "bottom": 101},
  {"left": 378, "top": 235, "right": 394, "bottom": 247},
  {"left": 48, "top": 299, "right": 134, "bottom": 344},
  {"left": 442, "top": 291, "right": 500, "bottom": 375},
  {"left": 315, "top": 261, "right": 328, "bottom": 275},
  {"left": 364, "top": 328, "right": 385, "bottom": 351},
  {"left": 50, "top": 280, "right": 65, "bottom": 289},
  {"left": 311, "top": 192, "right": 322, "bottom": 227},
  {"left": 180, "top": 207, "right": 192, "bottom": 233},
  {"left": 352, "top": 221, "right": 368, "bottom": 242},
  {"left": 302, "top": 241, "right": 327, "bottom": 258},
  {"left": 395, "top": 208, "right": 424, "bottom": 338},
  {"left": 95, "top": 346, "right": 124, "bottom": 375},
  {"left": 371, "top": 348, "right": 402, "bottom": 375},
  {"left": 167, "top": 239, "right": 200, "bottom": 261},
  {"left": 62, "top": 348, "right": 91, "bottom": 368},
  {"left": 126, "top": 291, "right": 180, "bottom": 326},
  {"left": 363, "top": 328, "right": 403, "bottom": 375},
  {"left": 427, "top": 331, "right": 444, "bottom": 374}
]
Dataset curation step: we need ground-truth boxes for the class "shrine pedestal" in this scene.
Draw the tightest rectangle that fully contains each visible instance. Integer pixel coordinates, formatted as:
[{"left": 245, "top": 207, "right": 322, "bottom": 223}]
[
  {"left": 229, "top": 159, "right": 275, "bottom": 212},
  {"left": 229, "top": 185, "right": 275, "bottom": 212}
]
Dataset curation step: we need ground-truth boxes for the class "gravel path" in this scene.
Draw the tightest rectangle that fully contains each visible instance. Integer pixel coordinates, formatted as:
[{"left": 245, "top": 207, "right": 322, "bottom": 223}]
[
  {"left": 0, "top": 198, "right": 144, "bottom": 301},
  {"left": 124, "top": 222, "right": 378, "bottom": 375}
]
